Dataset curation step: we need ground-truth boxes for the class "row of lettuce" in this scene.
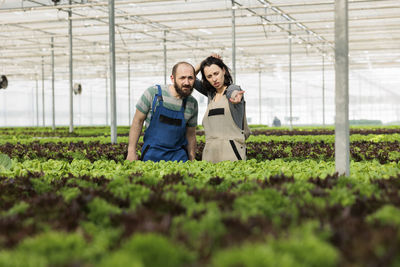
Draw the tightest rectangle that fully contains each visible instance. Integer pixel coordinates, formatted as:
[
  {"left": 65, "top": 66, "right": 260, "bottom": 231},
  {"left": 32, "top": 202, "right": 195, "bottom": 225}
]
[
  {"left": 1, "top": 125, "right": 400, "bottom": 138},
  {"left": 1, "top": 159, "right": 400, "bottom": 266},
  {"left": 1, "top": 138, "right": 399, "bottom": 163},
  {"left": 1, "top": 125, "right": 399, "bottom": 164},
  {"left": 1, "top": 132, "right": 400, "bottom": 145}
]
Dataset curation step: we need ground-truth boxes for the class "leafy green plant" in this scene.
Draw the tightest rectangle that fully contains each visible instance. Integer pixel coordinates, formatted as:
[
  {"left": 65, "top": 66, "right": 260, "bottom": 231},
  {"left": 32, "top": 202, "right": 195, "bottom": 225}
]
[
  {"left": 107, "top": 175, "right": 151, "bottom": 209},
  {"left": 172, "top": 203, "right": 226, "bottom": 254},
  {"left": 233, "top": 188, "right": 298, "bottom": 225},
  {"left": 0, "top": 231, "right": 87, "bottom": 267},
  {"left": 328, "top": 186, "right": 356, "bottom": 207},
  {"left": 30, "top": 178, "right": 52, "bottom": 194},
  {"left": 366, "top": 205, "right": 400, "bottom": 227},
  {"left": 87, "top": 197, "right": 122, "bottom": 226},
  {"left": 57, "top": 187, "right": 81, "bottom": 203},
  {"left": 211, "top": 222, "right": 338, "bottom": 267},
  {"left": 211, "top": 244, "right": 296, "bottom": 267},
  {"left": 98, "top": 251, "right": 143, "bottom": 267},
  {"left": 0, "top": 153, "right": 12, "bottom": 170},
  {"left": 0, "top": 251, "right": 47, "bottom": 267},
  {"left": 283, "top": 181, "right": 325, "bottom": 208},
  {"left": 269, "top": 222, "right": 338, "bottom": 267},
  {"left": 110, "top": 233, "right": 195, "bottom": 267},
  {"left": 1, "top": 201, "right": 29, "bottom": 217},
  {"left": 388, "top": 151, "right": 400, "bottom": 161},
  {"left": 80, "top": 221, "right": 123, "bottom": 262}
]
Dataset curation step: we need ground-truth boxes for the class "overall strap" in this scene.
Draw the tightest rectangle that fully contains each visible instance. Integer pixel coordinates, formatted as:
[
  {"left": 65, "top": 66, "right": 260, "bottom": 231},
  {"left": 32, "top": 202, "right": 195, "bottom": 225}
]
[
  {"left": 180, "top": 97, "right": 187, "bottom": 112},
  {"left": 156, "top": 84, "right": 163, "bottom": 101},
  {"left": 151, "top": 85, "right": 164, "bottom": 116}
]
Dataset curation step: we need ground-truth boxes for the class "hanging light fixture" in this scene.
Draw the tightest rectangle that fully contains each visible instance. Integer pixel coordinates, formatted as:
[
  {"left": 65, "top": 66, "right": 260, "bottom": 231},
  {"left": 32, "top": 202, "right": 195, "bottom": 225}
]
[
  {"left": 0, "top": 75, "right": 8, "bottom": 90},
  {"left": 73, "top": 83, "right": 82, "bottom": 95},
  {"left": 51, "top": 0, "right": 61, "bottom": 5}
]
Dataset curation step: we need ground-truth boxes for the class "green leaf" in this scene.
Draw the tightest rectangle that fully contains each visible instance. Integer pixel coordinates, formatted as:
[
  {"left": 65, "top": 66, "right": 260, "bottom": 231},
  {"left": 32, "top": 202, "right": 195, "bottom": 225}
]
[
  {"left": 367, "top": 205, "right": 400, "bottom": 227},
  {"left": 57, "top": 187, "right": 81, "bottom": 204},
  {"left": 87, "top": 197, "right": 122, "bottom": 226},
  {"left": 0, "top": 153, "right": 12, "bottom": 170},
  {"left": 120, "top": 233, "right": 195, "bottom": 267},
  {"left": 2, "top": 201, "right": 29, "bottom": 217}
]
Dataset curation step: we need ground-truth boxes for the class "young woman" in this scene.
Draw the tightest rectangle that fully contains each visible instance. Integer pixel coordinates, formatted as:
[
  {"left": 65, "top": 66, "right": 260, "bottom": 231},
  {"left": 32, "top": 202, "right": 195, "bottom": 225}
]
[{"left": 195, "top": 56, "right": 250, "bottom": 163}]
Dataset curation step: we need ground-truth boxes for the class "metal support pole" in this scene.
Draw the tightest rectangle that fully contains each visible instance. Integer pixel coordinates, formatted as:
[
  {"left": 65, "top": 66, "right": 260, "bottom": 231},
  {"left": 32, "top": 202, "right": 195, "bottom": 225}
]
[
  {"left": 231, "top": 0, "right": 236, "bottom": 83},
  {"left": 109, "top": 0, "right": 117, "bottom": 144},
  {"left": 68, "top": 0, "right": 74, "bottom": 133},
  {"left": 35, "top": 79, "right": 39, "bottom": 127},
  {"left": 2, "top": 93, "right": 6, "bottom": 126},
  {"left": 90, "top": 86, "right": 93, "bottom": 125},
  {"left": 258, "top": 70, "right": 262, "bottom": 124},
  {"left": 128, "top": 53, "right": 131, "bottom": 124},
  {"left": 78, "top": 93, "right": 81, "bottom": 125},
  {"left": 334, "top": 0, "right": 350, "bottom": 176},
  {"left": 397, "top": 102, "right": 400, "bottom": 122},
  {"left": 322, "top": 54, "right": 326, "bottom": 126},
  {"left": 31, "top": 85, "right": 34, "bottom": 125},
  {"left": 163, "top": 30, "right": 167, "bottom": 85},
  {"left": 289, "top": 24, "right": 293, "bottom": 130},
  {"left": 358, "top": 74, "right": 361, "bottom": 119},
  {"left": 105, "top": 69, "right": 109, "bottom": 126},
  {"left": 41, "top": 56, "right": 45, "bottom": 127},
  {"left": 51, "top": 37, "right": 55, "bottom": 130}
]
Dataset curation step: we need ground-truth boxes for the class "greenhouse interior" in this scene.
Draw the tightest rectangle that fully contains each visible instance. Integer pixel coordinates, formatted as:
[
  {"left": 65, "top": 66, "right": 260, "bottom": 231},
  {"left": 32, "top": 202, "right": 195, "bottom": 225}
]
[
  {"left": 1, "top": 0, "right": 399, "bottom": 127},
  {"left": 0, "top": 0, "right": 400, "bottom": 267}
]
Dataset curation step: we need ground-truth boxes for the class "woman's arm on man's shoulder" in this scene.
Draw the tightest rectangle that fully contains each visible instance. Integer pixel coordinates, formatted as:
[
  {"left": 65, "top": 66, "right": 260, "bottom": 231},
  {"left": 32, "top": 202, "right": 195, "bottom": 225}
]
[{"left": 194, "top": 78, "right": 208, "bottom": 97}]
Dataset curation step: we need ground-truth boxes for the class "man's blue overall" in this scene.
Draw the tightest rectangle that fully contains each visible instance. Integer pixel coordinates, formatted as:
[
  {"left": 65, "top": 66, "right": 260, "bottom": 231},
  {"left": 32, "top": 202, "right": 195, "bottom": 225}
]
[{"left": 140, "top": 85, "right": 188, "bottom": 162}]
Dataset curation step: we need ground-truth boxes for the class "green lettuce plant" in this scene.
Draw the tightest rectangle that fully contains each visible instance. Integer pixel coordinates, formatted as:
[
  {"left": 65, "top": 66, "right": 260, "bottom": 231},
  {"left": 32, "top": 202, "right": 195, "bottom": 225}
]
[
  {"left": 104, "top": 233, "right": 195, "bottom": 267},
  {"left": 0, "top": 231, "right": 87, "bottom": 267},
  {"left": 211, "top": 222, "right": 338, "bottom": 267},
  {"left": 0, "top": 153, "right": 12, "bottom": 170}
]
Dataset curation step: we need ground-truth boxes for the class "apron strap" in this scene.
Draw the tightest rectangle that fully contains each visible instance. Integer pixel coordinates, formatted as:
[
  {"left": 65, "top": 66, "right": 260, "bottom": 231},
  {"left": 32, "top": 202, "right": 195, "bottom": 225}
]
[
  {"left": 229, "top": 140, "right": 242, "bottom": 160},
  {"left": 151, "top": 85, "right": 164, "bottom": 116}
]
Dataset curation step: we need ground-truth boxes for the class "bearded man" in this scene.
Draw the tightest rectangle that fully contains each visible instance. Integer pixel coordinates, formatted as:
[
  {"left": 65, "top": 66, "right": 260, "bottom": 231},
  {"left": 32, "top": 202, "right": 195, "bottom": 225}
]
[{"left": 126, "top": 62, "right": 198, "bottom": 162}]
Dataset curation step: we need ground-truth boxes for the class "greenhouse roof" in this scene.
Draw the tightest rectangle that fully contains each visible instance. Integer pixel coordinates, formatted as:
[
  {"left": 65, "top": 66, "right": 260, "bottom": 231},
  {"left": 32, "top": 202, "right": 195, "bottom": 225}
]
[{"left": 1, "top": 0, "right": 399, "bottom": 80}]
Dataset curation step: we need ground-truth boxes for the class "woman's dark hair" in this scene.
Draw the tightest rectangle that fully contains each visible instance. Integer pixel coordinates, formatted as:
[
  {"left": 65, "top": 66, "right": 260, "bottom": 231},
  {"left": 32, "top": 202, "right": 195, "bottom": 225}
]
[{"left": 200, "top": 56, "right": 233, "bottom": 93}]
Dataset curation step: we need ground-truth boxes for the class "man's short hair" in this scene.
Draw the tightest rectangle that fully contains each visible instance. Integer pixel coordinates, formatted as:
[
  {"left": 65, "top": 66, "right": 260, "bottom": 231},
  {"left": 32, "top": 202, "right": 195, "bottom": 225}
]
[{"left": 172, "top": 62, "right": 195, "bottom": 77}]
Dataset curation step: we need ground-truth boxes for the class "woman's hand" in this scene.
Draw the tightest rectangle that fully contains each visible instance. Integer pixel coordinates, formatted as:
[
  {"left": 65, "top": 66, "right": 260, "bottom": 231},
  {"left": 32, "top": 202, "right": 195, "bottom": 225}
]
[
  {"left": 229, "top": 90, "right": 245, "bottom": 104},
  {"left": 195, "top": 53, "right": 222, "bottom": 75},
  {"left": 210, "top": 53, "right": 221, "bottom": 60}
]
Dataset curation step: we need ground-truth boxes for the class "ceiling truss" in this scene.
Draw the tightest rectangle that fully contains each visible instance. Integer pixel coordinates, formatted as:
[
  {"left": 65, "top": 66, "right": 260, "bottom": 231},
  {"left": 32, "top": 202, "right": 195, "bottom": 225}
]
[{"left": 0, "top": 0, "right": 399, "bottom": 80}]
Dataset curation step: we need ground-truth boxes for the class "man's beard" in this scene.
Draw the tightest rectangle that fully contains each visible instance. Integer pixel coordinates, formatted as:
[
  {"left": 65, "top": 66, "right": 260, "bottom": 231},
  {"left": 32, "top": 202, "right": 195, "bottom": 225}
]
[{"left": 174, "top": 81, "right": 193, "bottom": 98}]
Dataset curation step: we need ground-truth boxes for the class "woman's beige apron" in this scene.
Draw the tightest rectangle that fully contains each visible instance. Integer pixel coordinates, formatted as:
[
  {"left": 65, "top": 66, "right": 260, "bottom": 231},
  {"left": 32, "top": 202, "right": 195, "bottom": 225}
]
[{"left": 202, "top": 94, "right": 246, "bottom": 163}]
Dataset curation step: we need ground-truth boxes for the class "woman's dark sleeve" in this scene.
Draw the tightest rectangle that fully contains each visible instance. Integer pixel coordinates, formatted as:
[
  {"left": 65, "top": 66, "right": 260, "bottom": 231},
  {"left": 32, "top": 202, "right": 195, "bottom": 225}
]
[
  {"left": 194, "top": 78, "right": 208, "bottom": 97},
  {"left": 227, "top": 84, "right": 245, "bottom": 130},
  {"left": 225, "top": 84, "right": 241, "bottom": 100}
]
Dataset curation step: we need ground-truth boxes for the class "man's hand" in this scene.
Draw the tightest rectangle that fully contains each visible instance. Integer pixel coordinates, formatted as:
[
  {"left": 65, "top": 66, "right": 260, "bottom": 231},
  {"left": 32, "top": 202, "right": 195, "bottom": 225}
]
[
  {"left": 229, "top": 90, "right": 245, "bottom": 104},
  {"left": 126, "top": 109, "right": 146, "bottom": 162},
  {"left": 126, "top": 151, "right": 139, "bottom": 161},
  {"left": 186, "top": 126, "right": 197, "bottom": 161}
]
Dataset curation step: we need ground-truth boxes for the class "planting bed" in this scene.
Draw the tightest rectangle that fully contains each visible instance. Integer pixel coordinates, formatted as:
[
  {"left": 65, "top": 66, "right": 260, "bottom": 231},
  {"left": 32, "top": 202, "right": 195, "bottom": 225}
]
[{"left": 0, "top": 126, "right": 400, "bottom": 267}]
